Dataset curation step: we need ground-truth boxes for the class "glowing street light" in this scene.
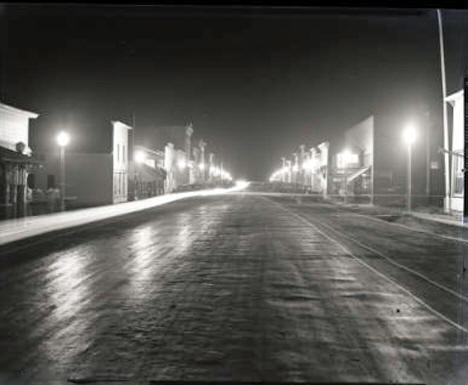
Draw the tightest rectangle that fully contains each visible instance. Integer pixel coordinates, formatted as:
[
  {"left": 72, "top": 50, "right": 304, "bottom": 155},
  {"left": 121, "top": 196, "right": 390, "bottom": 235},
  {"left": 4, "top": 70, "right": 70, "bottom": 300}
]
[
  {"left": 178, "top": 159, "right": 186, "bottom": 170},
  {"left": 403, "top": 123, "right": 417, "bottom": 145},
  {"left": 134, "top": 150, "right": 146, "bottom": 164},
  {"left": 211, "top": 166, "right": 220, "bottom": 177},
  {"left": 304, "top": 158, "right": 315, "bottom": 172},
  {"left": 199, "top": 163, "right": 205, "bottom": 171},
  {"left": 56, "top": 131, "right": 70, "bottom": 147},
  {"left": 403, "top": 123, "right": 417, "bottom": 212},
  {"left": 56, "top": 131, "right": 70, "bottom": 211}
]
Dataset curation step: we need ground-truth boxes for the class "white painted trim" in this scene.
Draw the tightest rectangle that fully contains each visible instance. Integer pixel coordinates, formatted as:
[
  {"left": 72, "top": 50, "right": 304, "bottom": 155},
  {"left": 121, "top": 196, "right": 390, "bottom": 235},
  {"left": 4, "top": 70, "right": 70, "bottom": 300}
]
[{"left": 0, "top": 102, "right": 39, "bottom": 119}]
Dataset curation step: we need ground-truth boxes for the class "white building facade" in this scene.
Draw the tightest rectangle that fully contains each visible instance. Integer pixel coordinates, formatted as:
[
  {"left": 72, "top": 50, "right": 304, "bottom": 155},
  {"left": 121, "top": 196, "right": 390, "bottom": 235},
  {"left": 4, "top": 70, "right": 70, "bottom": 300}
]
[
  {"left": 112, "top": 121, "right": 132, "bottom": 203},
  {"left": 0, "top": 102, "right": 39, "bottom": 207},
  {"left": 445, "top": 90, "right": 464, "bottom": 212},
  {"left": 33, "top": 120, "right": 132, "bottom": 208},
  {"left": 0, "top": 102, "right": 38, "bottom": 154}
]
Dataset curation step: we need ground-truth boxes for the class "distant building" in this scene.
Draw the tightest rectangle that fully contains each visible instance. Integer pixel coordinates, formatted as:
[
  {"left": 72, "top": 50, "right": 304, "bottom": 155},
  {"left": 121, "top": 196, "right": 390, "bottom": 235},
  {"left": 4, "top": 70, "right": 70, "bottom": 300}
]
[
  {"left": 445, "top": 89, "right": 464, "bottom": 212},
  {"left": 329, "top": 116, "right": 374, "bottom": 200},
  {"left": 174, "top": 148, "right": 188, "bottom": 188},
  {"left": 0, "top": 102, "right": 40, "bottom": 209},
  {"left": 164, "top": 142, "right": 176, "bottom": 193},
  {"left": 132, "top": 145, "right": 166, "bottom": 199},
  {"left": 297, "top": 142, "right": 328, "bottom": 195},
  {"left": 155, "top": 124, "right": 195, "bottom": 192},
  {"left": 163, "top": 143, "right": 189, "bottom": 193},
  {"left": 328, "top": 111, "right": 443, "bottom": 206},
  {"left": 33, "top": 120, "right": 132, "bottom": 207},
  {"left": 272, "top": 142, "right": 329, "bottom": 196},
  {"left": 310, "top": 143, "right": 329, "bottom": 195},
  {"left": 191, "top": 146, "right": 201, "bottom": 184}
]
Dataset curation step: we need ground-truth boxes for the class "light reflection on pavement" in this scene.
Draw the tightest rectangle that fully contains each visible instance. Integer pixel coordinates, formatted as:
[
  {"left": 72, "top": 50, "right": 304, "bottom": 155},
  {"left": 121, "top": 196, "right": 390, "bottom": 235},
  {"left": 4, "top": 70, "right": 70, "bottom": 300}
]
[{"left": 0, "top": 193, "right": 467, "bottom": 384}]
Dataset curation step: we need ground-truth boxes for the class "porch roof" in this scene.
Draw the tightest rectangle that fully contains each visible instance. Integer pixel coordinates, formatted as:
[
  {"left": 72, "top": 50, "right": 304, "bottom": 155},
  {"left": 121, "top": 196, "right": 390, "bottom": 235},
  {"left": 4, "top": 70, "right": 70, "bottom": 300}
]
[{"left": 0, "top": 146, "right": 42, "bottom": 165}]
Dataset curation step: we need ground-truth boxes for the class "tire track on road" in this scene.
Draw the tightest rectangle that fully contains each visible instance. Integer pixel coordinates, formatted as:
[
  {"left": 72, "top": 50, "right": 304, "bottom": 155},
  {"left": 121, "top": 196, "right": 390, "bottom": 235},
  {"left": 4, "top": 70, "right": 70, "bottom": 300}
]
[{"left": 265, "top": 197, "right": 468, "bottom": 334}]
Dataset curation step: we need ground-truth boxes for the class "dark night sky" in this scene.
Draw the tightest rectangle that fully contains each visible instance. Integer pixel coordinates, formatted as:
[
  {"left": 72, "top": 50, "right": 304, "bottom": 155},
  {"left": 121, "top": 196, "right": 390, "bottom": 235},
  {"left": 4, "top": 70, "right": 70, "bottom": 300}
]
[{"left": 1, "top": 4, "right": 468, "bottom": 180}]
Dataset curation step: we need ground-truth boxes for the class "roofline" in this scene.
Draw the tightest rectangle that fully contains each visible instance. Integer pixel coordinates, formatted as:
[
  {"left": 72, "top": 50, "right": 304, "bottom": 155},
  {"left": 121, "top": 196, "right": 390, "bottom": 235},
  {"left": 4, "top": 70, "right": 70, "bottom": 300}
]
[
  {"left": 0, "top": 102, "right": 39, "bottom": 119},
  {"left": 445, "top": 89, "right": 463, "bottom": 103},
  {"left": 111, "top": 120, "right": 133, "bottom": 130},
  {"left": 134, "top": 145, "right": 164, "bottom": 155}
]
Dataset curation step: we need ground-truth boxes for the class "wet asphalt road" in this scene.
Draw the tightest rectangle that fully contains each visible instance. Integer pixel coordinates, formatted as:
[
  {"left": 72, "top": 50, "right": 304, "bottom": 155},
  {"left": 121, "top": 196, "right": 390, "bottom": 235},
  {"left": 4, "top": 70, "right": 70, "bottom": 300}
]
[{"left": 1, "top": 193, "right": 468, "bottom": 384}]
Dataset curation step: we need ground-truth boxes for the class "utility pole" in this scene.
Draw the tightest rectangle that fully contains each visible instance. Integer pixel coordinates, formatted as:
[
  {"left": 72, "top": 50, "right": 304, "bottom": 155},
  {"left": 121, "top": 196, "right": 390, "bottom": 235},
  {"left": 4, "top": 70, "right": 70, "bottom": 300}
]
[
  {"left": 407, "top": 141, "right": 413, "bottom": 213},
  {"left": 422, "top": 105, "right": 431, "bottom": 199},
  {"left": 59, "top": 145, "right": 66, "bottom": 211},
  {"left": 426, "top": 118, "right": 431, "bottom": 198},
  {"left": 437, "top": 9, "right": 451, "bottom": 213}
]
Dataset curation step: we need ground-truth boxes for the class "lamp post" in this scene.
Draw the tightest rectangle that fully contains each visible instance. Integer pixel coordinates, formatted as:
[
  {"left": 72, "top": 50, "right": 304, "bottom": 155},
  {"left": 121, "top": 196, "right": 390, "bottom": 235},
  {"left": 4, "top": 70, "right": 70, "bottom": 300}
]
[
  {"left": 178, "top": 159, "right": 186, "bottom": 171},
  {"left": 56, "top": 131, "right": 70, "bottom": 211},
  {"left": 403, "top": 124, "right": 417, "bottom": 213},
  {"left": 135, "top": 150, "right": 145, "bottom": 164},
  {"left": 345, "top": 176, "right": 349, "bottom": 204}
]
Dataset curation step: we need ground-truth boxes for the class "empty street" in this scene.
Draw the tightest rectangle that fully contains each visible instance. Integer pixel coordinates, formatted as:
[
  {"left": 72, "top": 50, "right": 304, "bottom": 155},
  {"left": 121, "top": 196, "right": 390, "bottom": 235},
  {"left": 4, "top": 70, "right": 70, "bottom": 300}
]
[{"left": 1, "top": 192, "right": 468, "bottom": 384}]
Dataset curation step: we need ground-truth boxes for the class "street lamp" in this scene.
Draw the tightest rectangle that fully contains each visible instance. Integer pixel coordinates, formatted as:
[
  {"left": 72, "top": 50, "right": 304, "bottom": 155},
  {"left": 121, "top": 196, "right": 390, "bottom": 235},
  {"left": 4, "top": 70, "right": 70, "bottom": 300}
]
[
  {"left": 135, "top": 150, "right": 146, "bottom": 164},
  {"left": 403, "top": 123, "right": 417, "bottom": 212},
  {"left": 57, "top": 131, "right": 70, "bottom": 147},
  {"left": 178, "top": 159, "right": 186, "bottom": 170},
  {"left": 56, "top": 131, "right": 70, "bottom": 211}
]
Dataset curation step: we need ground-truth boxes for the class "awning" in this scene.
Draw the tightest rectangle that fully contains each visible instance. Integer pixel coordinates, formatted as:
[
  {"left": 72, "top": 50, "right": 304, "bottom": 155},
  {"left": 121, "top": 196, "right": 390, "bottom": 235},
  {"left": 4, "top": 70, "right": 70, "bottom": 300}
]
[
  {"left": 347, "top": 166, "right": 370, "bottom": 184},
  {"left": 0, "top": 146, "right": 42, "bottom": 165}
]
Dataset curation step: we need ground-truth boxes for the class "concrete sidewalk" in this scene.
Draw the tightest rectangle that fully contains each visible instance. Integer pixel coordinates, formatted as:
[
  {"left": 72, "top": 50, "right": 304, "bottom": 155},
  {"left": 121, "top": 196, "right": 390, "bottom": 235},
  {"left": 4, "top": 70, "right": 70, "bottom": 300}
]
[
  {"left": 0, "top": 182, "right": 249, "bottom": 246},
  {"left": 410, "top": 210, "right": 466, "bottom": 228},
  {"left": 333, "top": 200, "right": 466, "bottom": 228}
]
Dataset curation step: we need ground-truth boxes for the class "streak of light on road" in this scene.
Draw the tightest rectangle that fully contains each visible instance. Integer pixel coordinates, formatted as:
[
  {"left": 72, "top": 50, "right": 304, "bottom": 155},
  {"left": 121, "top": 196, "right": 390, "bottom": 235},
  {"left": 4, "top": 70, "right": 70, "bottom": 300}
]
[{"left": 0, "top": 181, "right": 250, "bottom": 246}]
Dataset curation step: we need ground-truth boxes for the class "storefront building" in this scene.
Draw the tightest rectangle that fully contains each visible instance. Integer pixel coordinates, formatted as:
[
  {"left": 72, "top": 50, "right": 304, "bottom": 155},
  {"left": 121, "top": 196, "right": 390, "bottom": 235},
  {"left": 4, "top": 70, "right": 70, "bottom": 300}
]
[
  {"left": 0, "top": 102, "right": 40, "bottom": 212},
  {"left": 445, "top": 89, "right": 464, "bottom": 212}
]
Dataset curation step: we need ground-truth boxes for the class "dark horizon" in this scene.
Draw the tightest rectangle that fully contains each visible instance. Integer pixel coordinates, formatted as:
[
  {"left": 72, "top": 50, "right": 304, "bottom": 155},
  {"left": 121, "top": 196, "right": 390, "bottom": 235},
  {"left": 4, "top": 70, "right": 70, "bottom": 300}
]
[{"left": 1, "top": 4, "right": 468, "bottom": 180}]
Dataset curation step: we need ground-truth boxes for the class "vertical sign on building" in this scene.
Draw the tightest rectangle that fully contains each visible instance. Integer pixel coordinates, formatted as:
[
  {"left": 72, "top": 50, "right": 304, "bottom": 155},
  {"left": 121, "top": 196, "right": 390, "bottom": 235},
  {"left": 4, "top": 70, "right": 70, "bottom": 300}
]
[{"left": 464, "top": 76, "right": 468, "bottom": 218}]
